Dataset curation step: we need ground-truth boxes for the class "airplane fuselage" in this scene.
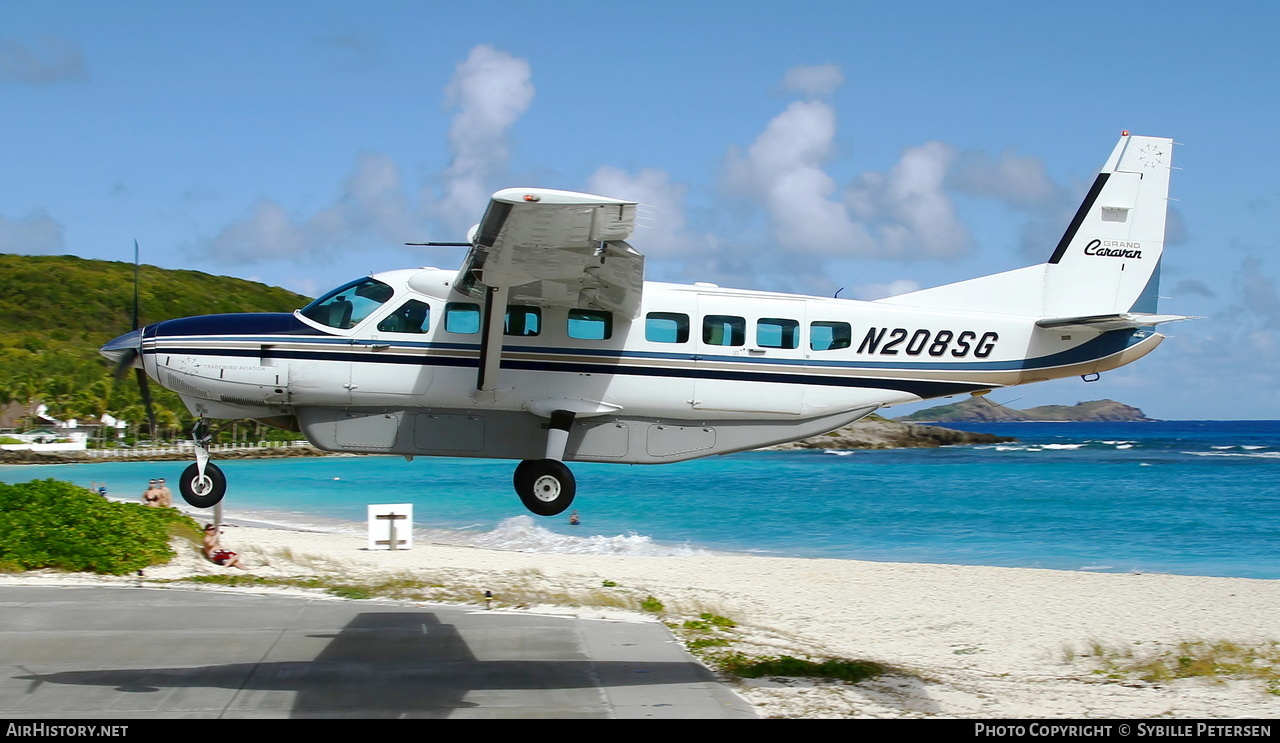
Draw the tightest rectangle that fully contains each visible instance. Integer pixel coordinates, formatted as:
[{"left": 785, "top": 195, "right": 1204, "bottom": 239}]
[{"left": 134, "top": 266, "right": 1163, "bottom": 465}]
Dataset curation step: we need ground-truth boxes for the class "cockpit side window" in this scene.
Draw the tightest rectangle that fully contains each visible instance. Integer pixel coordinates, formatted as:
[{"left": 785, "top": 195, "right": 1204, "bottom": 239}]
[
  {"left": 300, "top": 277, "right": 394, "bottom": 329},
  {"left": 377, "top": 299, "right": 431, "bottom": 334}
]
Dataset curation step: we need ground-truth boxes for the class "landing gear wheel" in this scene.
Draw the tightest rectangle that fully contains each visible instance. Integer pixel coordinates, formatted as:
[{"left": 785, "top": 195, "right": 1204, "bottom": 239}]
[
  {"left": 514, "top": 459, "right": 575, "bottom": 516},
  {"left": 179, "top": 462, "right": 226, "bottom": 508}
]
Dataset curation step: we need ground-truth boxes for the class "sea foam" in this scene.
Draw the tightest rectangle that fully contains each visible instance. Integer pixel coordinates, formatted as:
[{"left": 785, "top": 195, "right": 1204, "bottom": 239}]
[{"left": 449, "top": 515, "right": 711, "bottom": 557}]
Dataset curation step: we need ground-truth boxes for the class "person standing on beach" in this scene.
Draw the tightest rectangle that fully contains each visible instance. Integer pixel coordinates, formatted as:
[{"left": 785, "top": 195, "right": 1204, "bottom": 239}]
[
  {"left": 141, "top": 480, "right": 161, "bottom": 507},
  {"left": 155, "top": 478, "right": 173, "bottom": 507}
]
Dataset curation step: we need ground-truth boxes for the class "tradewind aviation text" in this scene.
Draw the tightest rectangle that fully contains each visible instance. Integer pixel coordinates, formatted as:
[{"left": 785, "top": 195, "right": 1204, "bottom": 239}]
[{"left": 974, "top": 723, "right": 1273, "bottom": 738}]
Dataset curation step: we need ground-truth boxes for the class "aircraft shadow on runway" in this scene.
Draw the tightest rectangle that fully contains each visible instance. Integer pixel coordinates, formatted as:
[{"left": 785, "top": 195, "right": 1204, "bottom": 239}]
[{"left": 13, "top": 611, "right": 721, "bottom": 718}]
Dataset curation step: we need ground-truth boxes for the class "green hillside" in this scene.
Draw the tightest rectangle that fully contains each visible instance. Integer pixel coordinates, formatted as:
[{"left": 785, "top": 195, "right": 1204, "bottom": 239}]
[{"left": 0, "top": 253, "right": 310, "bottom": 439}]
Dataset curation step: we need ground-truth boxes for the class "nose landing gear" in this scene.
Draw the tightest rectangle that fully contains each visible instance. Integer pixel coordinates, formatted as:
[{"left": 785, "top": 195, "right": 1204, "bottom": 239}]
[{"left": 178, "top": 419, "right": 227, "bottom": 509}]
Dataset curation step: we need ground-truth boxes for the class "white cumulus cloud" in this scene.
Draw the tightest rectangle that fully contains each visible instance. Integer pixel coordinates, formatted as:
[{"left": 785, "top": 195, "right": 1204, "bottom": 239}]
[
  {"left": 0, "top": 37, "right": 86, "bottom": 85},
  {"left": 0, "top": 211, "right": 65, "bottom": 254},
  {"left": 201, "top": 44, "right": 535, "bottom": 266},
  {"left": 780, "top": 63, "right": 844, "bottom": 98},
  {"left": 206, "top": 154, "right": 416, "bottom": 265},
  {"left": 723, "top": 99, "right": 873, "bottom": 255},
  {"left": 435, "top": 45, "right": 535, "bottom": 232},
  {"left": 846, "top": 141, "right": 973, "bottom": 259}
]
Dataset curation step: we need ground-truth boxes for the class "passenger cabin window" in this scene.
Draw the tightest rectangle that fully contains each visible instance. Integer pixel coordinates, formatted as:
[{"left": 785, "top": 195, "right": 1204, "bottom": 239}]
[
  {"left": 377, "top": 299, "right": 430, "bottom": 334},
  {"left": 810, "top": 321, "right": 852, "bottom": 351},
  {"left": 757, "top": 318, "right": 799, "bottom": 349},
  {"left": 444, "top": 302, "right": 481, "bottom": 334},
  {"left": 645, "top": 312, "right": 689, "bottom": 343},
  {"left": 567, "top": 309, "right": 612, "bottom": 340},
  {"left": 300, "top": 277, "right": 394, "bottom": 329},
  {"left": 504, "top": 305, "right": 541, "bottom": 336},
  {"left": 703, "top": 315, "right": 745, "bottom": 346}
]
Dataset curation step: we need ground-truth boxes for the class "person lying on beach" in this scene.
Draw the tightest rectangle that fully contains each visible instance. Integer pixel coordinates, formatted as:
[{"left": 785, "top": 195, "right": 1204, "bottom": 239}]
[{"left": 202, "top": 524, "right": 247, "bottom": 569}]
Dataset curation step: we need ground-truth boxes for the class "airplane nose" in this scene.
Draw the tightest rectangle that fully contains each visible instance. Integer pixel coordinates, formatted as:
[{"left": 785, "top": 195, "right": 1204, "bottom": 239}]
[{"left": 100, "top": 328, "right": 144, "bottom": 369}]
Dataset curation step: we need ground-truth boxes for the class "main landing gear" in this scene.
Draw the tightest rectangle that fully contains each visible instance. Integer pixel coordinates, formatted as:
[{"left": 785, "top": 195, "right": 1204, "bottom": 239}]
[
  {"left": 178, "top": 418, "right": 227, "bottom": 509},
  {"left": 512, "top": 410, "right": 577, "bottom": 516}
]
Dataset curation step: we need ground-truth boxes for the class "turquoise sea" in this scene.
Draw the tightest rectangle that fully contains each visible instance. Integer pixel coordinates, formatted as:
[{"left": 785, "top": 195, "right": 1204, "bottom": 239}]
[{"left": 3, "top": 421, "right": 1278, "bottom": 579}]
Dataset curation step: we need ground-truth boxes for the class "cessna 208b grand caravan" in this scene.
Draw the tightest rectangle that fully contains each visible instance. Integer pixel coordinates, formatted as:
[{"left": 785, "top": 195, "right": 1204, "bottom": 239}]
[{"left": 103, "top": 132, "right": 1186, "bottom": 516}]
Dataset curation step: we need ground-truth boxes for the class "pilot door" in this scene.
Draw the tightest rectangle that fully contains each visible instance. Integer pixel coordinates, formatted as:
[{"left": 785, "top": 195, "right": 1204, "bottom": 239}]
[{"left": 346, "top": 298, "right": 436, "bottom": 404}]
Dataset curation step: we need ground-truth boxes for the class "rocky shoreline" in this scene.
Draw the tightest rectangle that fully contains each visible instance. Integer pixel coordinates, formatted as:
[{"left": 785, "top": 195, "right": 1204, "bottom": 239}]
[{"left": 767, "top": 418, "right": 1013, "bottom": 450}]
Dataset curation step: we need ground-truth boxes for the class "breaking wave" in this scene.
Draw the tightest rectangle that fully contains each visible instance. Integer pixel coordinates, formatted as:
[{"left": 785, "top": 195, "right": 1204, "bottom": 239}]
[{"left": 443, "top": 515, "right": 711, "bottom": 556}]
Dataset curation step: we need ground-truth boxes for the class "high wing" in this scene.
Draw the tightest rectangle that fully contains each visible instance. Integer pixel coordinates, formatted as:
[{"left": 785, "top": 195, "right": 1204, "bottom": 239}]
[
  {"left": 451, "top": 187, "right": 644, "bottom": 396},
  {"left": 454, "top": 188, "right": 644, "bottom": 318}
]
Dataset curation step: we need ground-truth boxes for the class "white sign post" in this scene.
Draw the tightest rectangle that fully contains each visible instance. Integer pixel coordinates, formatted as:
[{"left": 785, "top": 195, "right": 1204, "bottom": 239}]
[{"left": 367, "top": 504, "right": 413, "bottom": 551}]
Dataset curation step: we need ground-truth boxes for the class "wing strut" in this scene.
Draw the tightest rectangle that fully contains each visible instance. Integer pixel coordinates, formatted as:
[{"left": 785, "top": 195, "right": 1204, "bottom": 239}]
[{"left": 475, "top": 284, "right": 509, "bottom": 393}]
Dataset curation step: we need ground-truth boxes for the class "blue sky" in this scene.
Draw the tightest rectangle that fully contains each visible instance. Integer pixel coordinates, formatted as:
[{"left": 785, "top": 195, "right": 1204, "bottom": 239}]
[{"left": 3, "top": 1, "right": 1278, "bottom": 419}]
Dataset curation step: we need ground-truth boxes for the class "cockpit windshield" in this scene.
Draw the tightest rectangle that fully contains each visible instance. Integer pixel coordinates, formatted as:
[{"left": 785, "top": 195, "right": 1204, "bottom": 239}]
[{"left": 299, "top": 277, "right": 394, "bottom": 329}]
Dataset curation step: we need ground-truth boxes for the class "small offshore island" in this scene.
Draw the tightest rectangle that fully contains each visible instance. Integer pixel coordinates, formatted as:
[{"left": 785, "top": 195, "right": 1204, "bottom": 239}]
[
  {"left": 898, "top": 397, "right": 1154, "bottom": 424},
  {"left": 770, "top": 397, "right": 1152, "bottom": 451}
]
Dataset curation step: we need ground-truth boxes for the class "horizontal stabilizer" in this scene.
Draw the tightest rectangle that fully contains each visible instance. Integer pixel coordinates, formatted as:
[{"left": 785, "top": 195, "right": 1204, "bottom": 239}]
[{"left": 1035, "top": 312, "right": 1194, "bottom": 332}]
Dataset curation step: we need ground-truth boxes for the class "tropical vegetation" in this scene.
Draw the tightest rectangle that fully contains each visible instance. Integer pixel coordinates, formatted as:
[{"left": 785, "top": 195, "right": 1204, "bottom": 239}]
[
  {"left": 0, "top": 253, "right": 310, "bottom": 444},
  {"left": 0, "top": 478, "right": 201, "bottom": 574}
]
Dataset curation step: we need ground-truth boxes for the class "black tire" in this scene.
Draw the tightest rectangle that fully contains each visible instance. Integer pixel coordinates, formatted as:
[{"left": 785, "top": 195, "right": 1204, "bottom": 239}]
[
  {"left": 513, "top": 459, "right": 536, "bottom": 491},
  {"left": 514, "top": 459, "right": 575, "bottom": 516},
  {"left": 179, "top": 462, "right": 227, "bottom": 508}
]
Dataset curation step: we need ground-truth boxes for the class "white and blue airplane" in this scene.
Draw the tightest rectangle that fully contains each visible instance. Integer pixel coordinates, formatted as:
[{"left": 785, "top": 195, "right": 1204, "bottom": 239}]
[{"left": 102, "top": 132, "right": 1186, "bottom": 516}]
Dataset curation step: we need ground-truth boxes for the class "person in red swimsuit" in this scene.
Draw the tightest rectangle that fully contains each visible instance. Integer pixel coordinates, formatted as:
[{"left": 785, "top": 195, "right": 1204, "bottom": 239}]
[{"left": 202, "top": 524, "right": 247, "bottom": 569}]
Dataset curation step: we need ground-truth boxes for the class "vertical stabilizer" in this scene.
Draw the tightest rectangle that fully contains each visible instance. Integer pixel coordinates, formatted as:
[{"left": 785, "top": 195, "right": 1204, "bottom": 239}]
[{"left": 1040, "top": 133, "right": 1172, "bottom": 317}]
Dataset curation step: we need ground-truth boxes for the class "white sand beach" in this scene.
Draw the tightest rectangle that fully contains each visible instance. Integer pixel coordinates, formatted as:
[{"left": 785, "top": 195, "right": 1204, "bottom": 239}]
[{"left": 3, "top": 523, "right": 1278, "bottom": 719}]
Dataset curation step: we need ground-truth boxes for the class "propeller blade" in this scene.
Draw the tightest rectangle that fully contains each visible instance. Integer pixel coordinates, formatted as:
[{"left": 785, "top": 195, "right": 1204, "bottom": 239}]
[
  {"left": 135, "top": 367, "right": 157, "bottom": 437},
  {"left": 112, "top": 348, "right": 138, "bottom": 380},
  {"left": 132, "top": 239, "right": 141, "bottom": 331}
]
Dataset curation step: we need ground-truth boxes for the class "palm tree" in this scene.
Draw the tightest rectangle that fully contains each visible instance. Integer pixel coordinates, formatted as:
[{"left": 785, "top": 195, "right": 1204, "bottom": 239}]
[{"left": 4, "top": 374, "right": 40, "bottom": 431}]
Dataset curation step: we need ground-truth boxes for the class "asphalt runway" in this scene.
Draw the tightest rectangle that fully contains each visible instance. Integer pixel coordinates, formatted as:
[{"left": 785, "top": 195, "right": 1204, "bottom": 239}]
[{"left": 0, "top": 585, "right": 756, "bottom": 719}]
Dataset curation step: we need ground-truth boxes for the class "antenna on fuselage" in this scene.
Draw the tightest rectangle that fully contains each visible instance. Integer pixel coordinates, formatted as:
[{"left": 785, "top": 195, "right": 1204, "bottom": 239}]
[{"left": 405, "top": 242, "right": 472, "bottom": 247}]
